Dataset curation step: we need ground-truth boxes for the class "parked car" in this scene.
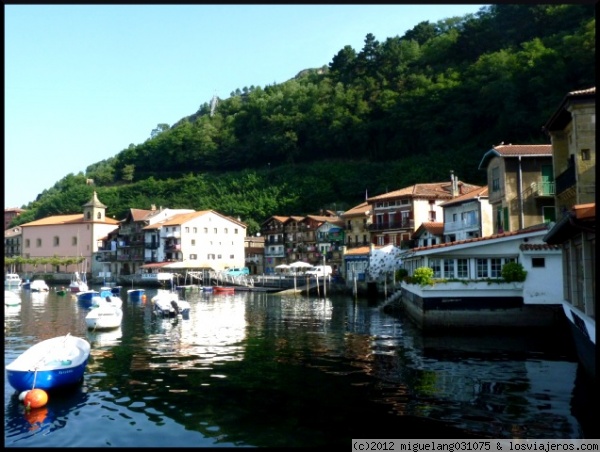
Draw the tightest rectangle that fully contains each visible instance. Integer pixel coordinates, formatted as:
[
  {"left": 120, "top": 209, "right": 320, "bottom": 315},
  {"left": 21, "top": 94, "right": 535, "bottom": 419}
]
[
  {"left": 305, "top": 265, "right": 333, "bottom": 278},
  {"left": 225, "top": 267, "right": 250, "bottom": 277}
]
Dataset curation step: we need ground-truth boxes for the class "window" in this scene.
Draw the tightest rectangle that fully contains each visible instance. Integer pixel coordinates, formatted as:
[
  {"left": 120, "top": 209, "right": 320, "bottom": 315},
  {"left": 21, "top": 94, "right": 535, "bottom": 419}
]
[
  {"left": 25, "top": 239, "right": 30, "bottom": 248},
  {"left": 97, "top": 212, "right": 102, "bottom": 219},
  {"left": 185, "top": 227, "right": 189, "bottom": 233},
  {"left": 191, "top": 239, "right": 196, "bottom": 246},
  {"left": 476, "top": 258, "right": 488, "bottom": 278},
  {"left": 87, "top": 212, "right": 91, "bottom": 220},
  {"left": 224, "top": 228, "right": 229, "bottom": 234},
  {"left": 72, "top": 236, "right": 77, "bottom": 246},
  {"left": 189, "top": 254, "right": 197, "bottom": 260},
  {"left": 532, "top": 257, "right": 545, "bottom": 268},
  {"left": 193, "top": 227, "right": 197, "bottom": 233},
  {"left": 490, "top": 258, "right": 502, "bottom": 278},
  {"left": 491, "top": 167, "right": 500, "bottom": 192},
  {"left": 214, "top": 228, "right": 218, "bottom": 234},
  {"left": 457, "top": 259, "right": 469, "bottom": 278},
  {"left": 36, "top": 239, "right": 42, "bottom": 247},
  {"left": 54, "top": 236, "right": 60, "bottom": 246},
  {"left": 581, "top": 149, "right": 590, "bottom": 161},
  {"left": 443, "top": 259, "right": 454, "bottom": 278},
  {"left": 204, "top": 227, "right": 208, "bottom": 234},
  {"left": 429, "top": 258, "right": 442, "bottom": 278}
]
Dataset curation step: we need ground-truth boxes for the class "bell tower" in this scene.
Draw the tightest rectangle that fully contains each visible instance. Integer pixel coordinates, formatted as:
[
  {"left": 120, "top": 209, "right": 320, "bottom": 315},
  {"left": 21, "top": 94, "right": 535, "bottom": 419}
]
[{"left": 83, "top": 191, "right": 107, "bottom": 222}]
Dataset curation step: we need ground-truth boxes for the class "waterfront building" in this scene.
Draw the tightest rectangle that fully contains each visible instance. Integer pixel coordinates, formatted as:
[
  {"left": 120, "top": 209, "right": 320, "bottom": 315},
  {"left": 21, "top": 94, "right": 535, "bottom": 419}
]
[
  {"left": 478, "top": 143, "right": 555, "bottom": 234},
  {"left": 399, "top": 224, "right": 563, "bottom": 330},
  {"left": 19, "top": 192, "right": 119, "bottom": 276},
  {"left": 366, "top": 173, "right": 481, "bottom": 249},
  {"left": 543, "top": 86, "right": 596, "bottom": 379},
  {"left": 341, "top": 201, "right": 372, "bottom": 249},
  {"left": 440, "top": 185, "right": 493, "bottom": 242},
  {"left": 142, "top": 209, "right": 246, "bottom": 272}
]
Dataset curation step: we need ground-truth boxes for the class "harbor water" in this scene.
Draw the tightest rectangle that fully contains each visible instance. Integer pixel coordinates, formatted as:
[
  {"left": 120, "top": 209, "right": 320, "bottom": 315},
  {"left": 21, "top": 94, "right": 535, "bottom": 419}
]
[{"left": 4, "top": 287, "right": 596, "bottom": 446}]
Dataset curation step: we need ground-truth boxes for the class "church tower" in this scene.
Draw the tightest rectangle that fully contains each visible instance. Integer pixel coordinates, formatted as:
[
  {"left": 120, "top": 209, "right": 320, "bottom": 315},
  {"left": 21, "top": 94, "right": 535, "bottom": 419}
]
[{"left": 83, "top": 191, "right": 107, "bottom": 222}]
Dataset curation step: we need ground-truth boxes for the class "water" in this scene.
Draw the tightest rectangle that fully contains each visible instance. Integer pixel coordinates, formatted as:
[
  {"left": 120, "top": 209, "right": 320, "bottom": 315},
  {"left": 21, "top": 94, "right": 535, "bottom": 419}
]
[{"left": 4, "top": 287, "right": 596, "bottom": 446}]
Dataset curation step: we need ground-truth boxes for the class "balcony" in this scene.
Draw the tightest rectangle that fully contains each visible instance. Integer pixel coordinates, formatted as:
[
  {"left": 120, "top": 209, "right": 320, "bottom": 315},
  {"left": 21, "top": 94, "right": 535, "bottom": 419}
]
[
  {"left": 555, "top": 166, "right": 576, "bottom": 196},
  {"left": 145, "top": 242, "right": 160, "bottom": 249},
  {"left": 369, "top": 220, "right": 414, "bottom": 231},
  {"left": 165, "top": 244, "right": 181, "bottom": 252},
  {"left": 530, "top": 181, "right": 556, "bottom": 197}
]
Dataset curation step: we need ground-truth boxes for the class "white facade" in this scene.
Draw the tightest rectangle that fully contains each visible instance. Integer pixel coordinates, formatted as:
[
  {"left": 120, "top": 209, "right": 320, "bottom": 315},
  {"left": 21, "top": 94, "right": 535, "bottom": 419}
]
[
  {"left": 401, "top": 226, "right": 563, "bottom": 306},
  {"left": 144, "top": 210, "right": 246, "bottom": 271}
]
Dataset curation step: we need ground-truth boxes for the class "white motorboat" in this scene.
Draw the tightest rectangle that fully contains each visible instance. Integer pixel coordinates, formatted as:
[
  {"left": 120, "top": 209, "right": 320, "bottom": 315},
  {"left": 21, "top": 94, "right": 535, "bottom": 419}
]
[
  {"left": 5, "top": 273, "right": 22, "bottom": 288},
  {"left": 151, "top": 290, "right": 190, "bottom": 319},
  {"left": 91, "top": 287, "right": 123, "bottom": 309},
  {"left": 85, "top": 304, "right": 123, "bottom": 331},
  {"left": 29, "top": 279, "right": 50, "bottom": 292}
]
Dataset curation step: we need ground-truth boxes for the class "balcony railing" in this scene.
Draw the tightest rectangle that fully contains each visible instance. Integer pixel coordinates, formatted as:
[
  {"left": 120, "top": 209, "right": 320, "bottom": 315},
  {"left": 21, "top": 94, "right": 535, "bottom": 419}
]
[
  {"left": 368, "top": 220, "right": 414, "bottom": 231},
  {"left": 555, "top": 166, "right": 576, "bottom": 196}
]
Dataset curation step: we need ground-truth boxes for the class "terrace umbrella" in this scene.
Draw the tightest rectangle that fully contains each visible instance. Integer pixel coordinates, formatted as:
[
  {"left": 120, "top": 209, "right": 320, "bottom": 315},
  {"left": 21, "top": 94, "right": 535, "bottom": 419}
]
[{"left": 289, "top": 261, "right": 313, "bottom": 269}]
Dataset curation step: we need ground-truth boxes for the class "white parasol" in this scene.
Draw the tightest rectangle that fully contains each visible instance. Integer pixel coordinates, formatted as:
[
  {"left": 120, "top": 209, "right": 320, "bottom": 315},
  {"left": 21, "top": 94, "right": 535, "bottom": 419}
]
[{"left": 289, "top": 261, "right": 313, "bottom": 269}]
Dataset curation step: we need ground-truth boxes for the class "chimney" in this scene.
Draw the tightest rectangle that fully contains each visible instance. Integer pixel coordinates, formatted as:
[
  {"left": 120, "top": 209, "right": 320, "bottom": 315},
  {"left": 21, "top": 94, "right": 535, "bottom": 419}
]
[
  {"left": 151, "top": 204, "right": 156, "bottom": 211},
  {"left": 450, "top": 171, "right": 459, "bottom": 197}
]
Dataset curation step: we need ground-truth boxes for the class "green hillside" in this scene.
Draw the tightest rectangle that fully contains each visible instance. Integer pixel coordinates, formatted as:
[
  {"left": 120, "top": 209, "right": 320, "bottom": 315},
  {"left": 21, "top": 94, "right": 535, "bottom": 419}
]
[{"left": 12, "top": 4, "right": 595, "bottom": 236}]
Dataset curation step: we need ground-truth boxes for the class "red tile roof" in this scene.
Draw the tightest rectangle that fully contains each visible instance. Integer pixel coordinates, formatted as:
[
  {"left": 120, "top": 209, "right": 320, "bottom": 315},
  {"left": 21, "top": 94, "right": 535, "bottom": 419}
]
[
  {"left": 367, "top": 181, "right": 481, "bottom": 201},
  {"left": 441, "top": 186, "right": 489, "bottom": 206},
  {"left": 412, "top": 222, "right": 444, "bottom": 239},
  {"left": 520, "top": 243, "right": 561, "bottom": 251}
]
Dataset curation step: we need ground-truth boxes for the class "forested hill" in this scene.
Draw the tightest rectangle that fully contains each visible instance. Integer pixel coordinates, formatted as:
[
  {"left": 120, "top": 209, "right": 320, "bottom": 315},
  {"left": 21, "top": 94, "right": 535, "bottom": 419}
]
[{"left": 14, "top": 4, "right": 595, "bottom": 235}]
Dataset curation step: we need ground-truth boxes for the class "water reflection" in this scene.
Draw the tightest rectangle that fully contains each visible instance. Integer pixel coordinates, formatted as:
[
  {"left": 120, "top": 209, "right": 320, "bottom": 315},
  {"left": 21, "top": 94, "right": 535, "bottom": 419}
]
[{"left": 4, "top": 288, "right": 595, "bottom": 447}]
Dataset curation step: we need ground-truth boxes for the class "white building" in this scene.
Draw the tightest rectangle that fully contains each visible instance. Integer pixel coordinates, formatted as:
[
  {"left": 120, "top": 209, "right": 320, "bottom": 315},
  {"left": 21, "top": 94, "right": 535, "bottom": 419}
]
[{"left": 143, "top": 209, "right": 247, "bottom": 271}]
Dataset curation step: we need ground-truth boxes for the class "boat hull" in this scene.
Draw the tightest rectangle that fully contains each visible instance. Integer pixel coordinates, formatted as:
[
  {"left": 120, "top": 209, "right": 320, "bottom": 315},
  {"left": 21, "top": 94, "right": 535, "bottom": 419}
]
[
  {"left": 152, "top": 292, "right": 190, "bottom": 319},
  {"left": 127, "top": 289, "right": 146, "bottom": 301},
  {"left": 213, "top": 286, "right": 235, "bottom": 294},
  {"left": 85, "top": 306, "right": 123, "bottom": 330},
  {"left": 6, "top": 335, "right": 91, "bottom": 392}
]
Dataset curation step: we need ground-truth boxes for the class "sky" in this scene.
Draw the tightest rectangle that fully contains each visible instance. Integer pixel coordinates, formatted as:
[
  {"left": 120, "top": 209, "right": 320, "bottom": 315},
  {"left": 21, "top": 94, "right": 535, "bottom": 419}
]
[{"left": 5, "top": 4, "right": 487, "bottom": 210}]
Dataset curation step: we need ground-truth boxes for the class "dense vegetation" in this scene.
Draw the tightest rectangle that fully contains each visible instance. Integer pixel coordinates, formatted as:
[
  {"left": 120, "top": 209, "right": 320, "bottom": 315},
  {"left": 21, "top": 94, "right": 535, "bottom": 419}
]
[{"left": 12, "top": 4, "right": 595, "bottom": 236}]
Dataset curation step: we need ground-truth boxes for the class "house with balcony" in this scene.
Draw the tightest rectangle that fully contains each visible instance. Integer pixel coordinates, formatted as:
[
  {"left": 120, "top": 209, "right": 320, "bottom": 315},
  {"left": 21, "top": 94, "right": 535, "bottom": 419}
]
[
  {"left": 261, "top": 215, "right": 289, "bottom": 274},
  {"left": 244, "top": 235, "right": 265, "bottom": 275},
  {"left": 297, "top": 214, "right": 340, "bottom": 266},
  {"left": 341, "top": 201, "right": 372, "bottom": 249},
  {"left": 142, "top": 209, "right": 247, "bottom": 272},
  {"left": 282, "top": 215, "right": 307, "bottom": 264},
  {"left": 19, "top": 191, "right": 119, "bottom": 277},
  {"left": 478, "top": 144, "right": 555, "bottom": 234},
  {"left": 542, "top": 86, "right": 595, "bottom": 379},
  {"left": 314, "top": 219, "right": 345, "bottom": 273},
  {"left": 114, "top": 205, "right": 194, "bottom": 277},
  {"left": 5, "top": 226, "right": 22, "bottom": 259},
  {"left": 441, "top": 186, "right": 493, "bottom": 242},
  {"left": 367, "top": 172, "right": 481, "bottom": 249}
]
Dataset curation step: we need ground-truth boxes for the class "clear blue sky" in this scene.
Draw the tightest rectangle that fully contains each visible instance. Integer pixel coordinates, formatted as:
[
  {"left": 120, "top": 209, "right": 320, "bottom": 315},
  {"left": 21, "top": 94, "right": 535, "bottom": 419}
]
[{"left": 5, "top": 4, "right": 486, "bottom": 209}]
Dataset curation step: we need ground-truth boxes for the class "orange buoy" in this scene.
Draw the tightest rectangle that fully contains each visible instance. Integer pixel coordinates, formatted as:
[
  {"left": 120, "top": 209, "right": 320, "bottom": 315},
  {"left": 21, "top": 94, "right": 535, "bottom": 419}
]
[
  {"left": 23, "top": 388, "right": 49, "bottom": 409},
  {"left": 142, "top": 294, "right": 147, "bottom": 302}
]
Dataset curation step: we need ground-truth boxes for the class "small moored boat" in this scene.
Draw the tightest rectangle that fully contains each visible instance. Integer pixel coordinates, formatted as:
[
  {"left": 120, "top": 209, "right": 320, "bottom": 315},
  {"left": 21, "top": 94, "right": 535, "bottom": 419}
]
[
  {"left": 5, "top": 273, "right": 22, "bottom": 288},
  {"left": 213, "top": 286, "right": 235, "bottom": 294},
  {"left": 30, "top": 280, "right": 50, "bottom": 292},
  {"left": 85, "top": 304, "right": 123, "bottom": 331},
  {"left": 151, "top": 290, "right": 190, "bottom": 319},
  {"left": 127, "top": 288, "right": 146, "bottom": 301},
  {"left": 6, "top": 334, "right": 91, "bottom": 392}
]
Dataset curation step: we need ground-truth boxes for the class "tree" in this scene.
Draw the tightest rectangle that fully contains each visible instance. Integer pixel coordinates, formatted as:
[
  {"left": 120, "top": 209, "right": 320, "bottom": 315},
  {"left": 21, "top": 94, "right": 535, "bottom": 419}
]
[{"left": 122, "top": 164, "right": 135, "bottom": 183}]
